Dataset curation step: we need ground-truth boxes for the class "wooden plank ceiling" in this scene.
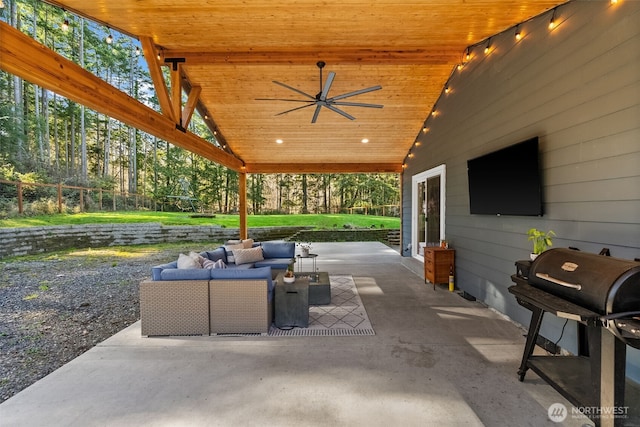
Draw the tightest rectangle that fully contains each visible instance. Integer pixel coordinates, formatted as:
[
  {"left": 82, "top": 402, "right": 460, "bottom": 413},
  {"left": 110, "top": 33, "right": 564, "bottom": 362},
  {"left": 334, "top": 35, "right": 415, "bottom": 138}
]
[{"left": 44, "top": 0, "right": 562, "bottom": 173}]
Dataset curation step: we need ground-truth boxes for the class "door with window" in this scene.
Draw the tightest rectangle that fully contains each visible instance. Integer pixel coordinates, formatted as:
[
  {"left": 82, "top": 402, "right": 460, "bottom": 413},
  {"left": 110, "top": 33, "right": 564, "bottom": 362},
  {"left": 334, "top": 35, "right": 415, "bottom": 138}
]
[{"left": 412, "top": 165, "right": 446, "bottom": 260}]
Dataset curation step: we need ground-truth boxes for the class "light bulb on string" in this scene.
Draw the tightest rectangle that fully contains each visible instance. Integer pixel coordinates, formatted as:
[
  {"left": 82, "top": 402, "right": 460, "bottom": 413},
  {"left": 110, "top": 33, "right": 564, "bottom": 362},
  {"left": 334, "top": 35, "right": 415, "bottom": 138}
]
[{"left": 549, "top": 9, "right": 557, "bottom": 30}]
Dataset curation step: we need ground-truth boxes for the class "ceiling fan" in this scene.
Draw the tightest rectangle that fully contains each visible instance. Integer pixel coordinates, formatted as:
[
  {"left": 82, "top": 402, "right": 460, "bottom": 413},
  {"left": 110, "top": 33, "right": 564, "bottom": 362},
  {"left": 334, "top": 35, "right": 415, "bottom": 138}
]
[{"left": 256, "top": 61, "right": 383, "bottom": 123}]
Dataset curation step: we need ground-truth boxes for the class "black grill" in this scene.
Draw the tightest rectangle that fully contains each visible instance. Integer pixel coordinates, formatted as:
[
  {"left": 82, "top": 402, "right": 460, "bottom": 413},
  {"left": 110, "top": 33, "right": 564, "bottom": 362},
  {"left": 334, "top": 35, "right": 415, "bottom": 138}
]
[
  {"left": 509, "top": 248, "right": 640, "bottom": 426},
  {"left": 528, "top": 248, "right": 640, "bottom": 348}
]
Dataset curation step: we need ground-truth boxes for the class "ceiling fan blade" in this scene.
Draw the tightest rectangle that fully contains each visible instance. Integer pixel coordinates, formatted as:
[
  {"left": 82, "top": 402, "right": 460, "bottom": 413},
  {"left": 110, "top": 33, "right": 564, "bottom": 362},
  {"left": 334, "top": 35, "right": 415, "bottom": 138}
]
[
  {"left": 255, "top": 98, "right": 315, "bottom": 103},
  {"left": 311, "top": 104, "right": 323, "bottom": 123},
  {"left": 329, "top": 85, "right": 382, "bottom": 102},
  {"left": 319, "top": 72, "right": 336, "bottom": 101},
  {"left": 325, "top": 104, "right": 356, "bottom": 121},
  {"left": 275, "top": 103, "right": 316, "bottom": 116},
  {"left": 332, "top": 101, "right": 384, "bottom": 108},
  {"left": 272, "top": 81, "right": 316, "bottom": 100}
]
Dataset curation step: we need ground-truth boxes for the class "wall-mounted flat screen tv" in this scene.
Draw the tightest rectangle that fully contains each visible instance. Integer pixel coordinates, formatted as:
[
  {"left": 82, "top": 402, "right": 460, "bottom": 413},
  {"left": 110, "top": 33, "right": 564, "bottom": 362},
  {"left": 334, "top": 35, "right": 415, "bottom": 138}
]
[{"left": 467, "top": 137, "right": 543, "bottom": 216}]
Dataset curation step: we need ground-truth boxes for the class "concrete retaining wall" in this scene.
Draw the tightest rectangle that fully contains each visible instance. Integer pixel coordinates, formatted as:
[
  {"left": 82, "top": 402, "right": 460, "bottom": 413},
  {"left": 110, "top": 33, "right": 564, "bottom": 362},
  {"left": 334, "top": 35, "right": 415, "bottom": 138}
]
[
  {"left": 0, "top": 224, "right": 400, "bottom": 259},
  {"left": 0, "top": 224, "right": 311, "bottom": 259}
]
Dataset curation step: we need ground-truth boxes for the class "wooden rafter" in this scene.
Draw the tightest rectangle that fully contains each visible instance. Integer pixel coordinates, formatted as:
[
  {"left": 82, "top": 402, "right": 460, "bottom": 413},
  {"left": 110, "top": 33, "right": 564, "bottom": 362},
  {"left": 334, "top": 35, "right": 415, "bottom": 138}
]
[
  {"left": 0, "top": 22, "right": 243, "bottom": 171},
  {"left": 182, "top": 85, "right": 201, "bottom": 130},
  {"left": 245, "top": 163, "right": 402, "bottom": 174},
  {"left": 139, "top": 36, "right": 175, "bottom": 122},
  {"left": 161, "top": 48, "right": 461, "bottom": 66}
]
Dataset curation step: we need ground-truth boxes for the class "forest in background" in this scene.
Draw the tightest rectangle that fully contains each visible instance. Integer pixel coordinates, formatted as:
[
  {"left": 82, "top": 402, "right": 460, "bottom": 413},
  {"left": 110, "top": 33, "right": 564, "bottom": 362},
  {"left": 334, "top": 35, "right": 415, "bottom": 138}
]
[{"left": 0, "top": 0, "right": 400, "bottom": 217}]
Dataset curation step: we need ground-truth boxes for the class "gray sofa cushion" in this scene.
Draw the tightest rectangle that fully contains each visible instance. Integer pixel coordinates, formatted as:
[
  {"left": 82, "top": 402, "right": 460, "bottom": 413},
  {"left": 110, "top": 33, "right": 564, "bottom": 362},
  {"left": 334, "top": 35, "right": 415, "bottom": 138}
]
[
  {"left": 203, "top": 247, "right": 227, "bottom": 264},
  {"left": 151, "top": 261, "right": 177, "bottom": 281},
  {"left": 260, "top": 241, "right": 295, "bottom": 259},
  {"left": 254, "top": 258, "right": 293, "bottom": 270},
  {"left": 160, "top": 267, "right": 212, "bottom": 281}
]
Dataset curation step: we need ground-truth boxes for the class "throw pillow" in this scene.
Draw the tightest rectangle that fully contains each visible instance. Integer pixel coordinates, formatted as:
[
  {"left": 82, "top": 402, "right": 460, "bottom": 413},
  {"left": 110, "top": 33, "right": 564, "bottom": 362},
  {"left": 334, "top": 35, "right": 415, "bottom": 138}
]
[
  {"left": 189, "top": 251, "right": 206, "bottom": 267},
  {"left": 233, "top": 246, "right": 264, "bottom": 265},
  {"left": 177, "top": 253, "right": 202, "bottom": 269},
  {"left": 242, "top": 238, "right": 255, "bottom": 249},
  {"left": 203, "top": 258, "right": 227, "bottom": 269},
  {"left": 223, "top": 243, "right": 244, "bottom": 263}
]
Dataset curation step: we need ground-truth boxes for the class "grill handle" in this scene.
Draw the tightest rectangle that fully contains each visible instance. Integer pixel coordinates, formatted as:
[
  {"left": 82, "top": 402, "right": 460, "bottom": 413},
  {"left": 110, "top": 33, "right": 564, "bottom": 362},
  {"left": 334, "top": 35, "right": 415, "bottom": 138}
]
[{"left": 535, "top": 273, "right": 582, "bottom": 291}]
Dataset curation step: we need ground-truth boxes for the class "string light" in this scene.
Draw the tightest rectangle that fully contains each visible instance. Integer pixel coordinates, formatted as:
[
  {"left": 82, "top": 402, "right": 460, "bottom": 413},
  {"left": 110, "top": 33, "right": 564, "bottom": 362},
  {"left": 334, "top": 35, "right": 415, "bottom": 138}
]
[
  {"left": 549, "top": 8, "right": 557, "bottom": 30},
  {"left": 444, "top": 85, "right": 450, "bottom": 94},
  {"left": 610, "top": 0, "right": 617, "bottom": 4},
  {"left": 62, "top": 18, "right": 69, "bottom": 31},
  {"left": 106, "top": 31, "right": 113, "bottom": 44},
  {"left": 484, "top": 38, "right": 492, "bottom": 54},
  {"left": 135, "top": 46, "right": 140, "bottom": 56},
  {"left": 465, "top": 47, "right": 471, "bottom": 61},
  {"left": 515, "top": 25, "right": 522, "bottom": 41},
  {"left": 0, "top": 0, "right": 5, "bottom": 9}
]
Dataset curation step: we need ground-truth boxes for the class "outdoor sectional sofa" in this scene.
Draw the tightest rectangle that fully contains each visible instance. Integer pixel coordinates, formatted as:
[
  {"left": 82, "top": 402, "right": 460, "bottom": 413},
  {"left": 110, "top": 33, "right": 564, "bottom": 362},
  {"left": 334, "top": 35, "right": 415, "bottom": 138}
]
[{"left": 140, "top": 241, "right": 295, "bottom": 336}]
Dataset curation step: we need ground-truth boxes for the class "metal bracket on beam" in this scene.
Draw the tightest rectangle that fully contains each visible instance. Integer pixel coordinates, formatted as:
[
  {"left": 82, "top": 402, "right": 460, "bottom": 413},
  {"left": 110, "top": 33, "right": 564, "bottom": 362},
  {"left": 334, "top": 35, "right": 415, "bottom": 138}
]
[{"left": 164, "top": 57, "right": 185, "bottom": 71}]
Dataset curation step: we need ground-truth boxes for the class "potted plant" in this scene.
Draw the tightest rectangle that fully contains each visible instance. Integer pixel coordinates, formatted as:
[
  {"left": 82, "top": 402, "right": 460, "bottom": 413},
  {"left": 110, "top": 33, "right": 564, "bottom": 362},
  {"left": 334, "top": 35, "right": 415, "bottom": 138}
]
[
  {"left": 283, "top": 263, "right": 296, "bottom": 283},
  {"left": 527, "top": 228, "right": 555, "bottom": 260},
  {"left": 298, "top": 242, "right": 312, "bottom": 258}
]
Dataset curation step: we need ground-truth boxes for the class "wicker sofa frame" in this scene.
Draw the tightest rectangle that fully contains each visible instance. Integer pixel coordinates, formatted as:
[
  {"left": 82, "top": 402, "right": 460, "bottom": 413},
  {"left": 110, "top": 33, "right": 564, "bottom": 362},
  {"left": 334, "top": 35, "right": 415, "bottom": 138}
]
[{"left": 140, "top": 278, "right": 272, "bottom": 336}]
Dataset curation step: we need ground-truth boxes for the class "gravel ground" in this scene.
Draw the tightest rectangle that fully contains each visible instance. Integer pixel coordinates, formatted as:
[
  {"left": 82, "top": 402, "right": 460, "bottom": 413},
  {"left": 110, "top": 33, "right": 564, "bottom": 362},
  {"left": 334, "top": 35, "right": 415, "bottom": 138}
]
[{"left": 0, "top": 246, "right": 185, "bottom": 403}]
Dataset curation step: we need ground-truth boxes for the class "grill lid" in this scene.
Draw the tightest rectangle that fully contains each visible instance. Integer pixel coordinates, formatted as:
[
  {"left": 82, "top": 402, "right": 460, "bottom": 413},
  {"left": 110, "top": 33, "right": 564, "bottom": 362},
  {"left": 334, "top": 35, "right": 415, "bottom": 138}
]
[{"left": 528, "top": 248, "right": 640, "bottom": 315}]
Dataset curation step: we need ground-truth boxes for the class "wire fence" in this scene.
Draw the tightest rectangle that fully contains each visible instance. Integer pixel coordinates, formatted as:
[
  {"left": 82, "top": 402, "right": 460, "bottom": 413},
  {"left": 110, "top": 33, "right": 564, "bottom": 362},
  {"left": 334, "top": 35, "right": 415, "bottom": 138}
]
[{"left": 0, "top": 179, "right": 156, "bottom": 217}]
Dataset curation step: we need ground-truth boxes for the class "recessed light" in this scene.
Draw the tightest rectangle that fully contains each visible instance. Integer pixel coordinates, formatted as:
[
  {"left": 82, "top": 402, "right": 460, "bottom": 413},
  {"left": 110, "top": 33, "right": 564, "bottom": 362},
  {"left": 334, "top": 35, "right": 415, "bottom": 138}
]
[
  {"left": 361, "top": 138, "right": 369, "bottom": 144},
  {"left": 276, "top": 139, "right": 283, "bottom": 144}
]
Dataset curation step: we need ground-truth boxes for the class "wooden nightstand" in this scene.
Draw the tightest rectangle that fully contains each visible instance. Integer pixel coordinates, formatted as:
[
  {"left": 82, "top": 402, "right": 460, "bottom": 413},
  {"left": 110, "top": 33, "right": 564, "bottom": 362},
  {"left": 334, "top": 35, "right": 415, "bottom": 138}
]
[{"left": 424, "top": 247, "right": 455, "bottom": 290}]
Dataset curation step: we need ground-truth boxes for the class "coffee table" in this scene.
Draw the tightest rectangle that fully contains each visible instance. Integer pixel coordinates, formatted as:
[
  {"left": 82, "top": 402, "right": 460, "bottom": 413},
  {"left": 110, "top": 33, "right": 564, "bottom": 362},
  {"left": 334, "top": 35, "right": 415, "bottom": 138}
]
[{"left": 296, "top": 271, "right": 331, "bottom": 305}]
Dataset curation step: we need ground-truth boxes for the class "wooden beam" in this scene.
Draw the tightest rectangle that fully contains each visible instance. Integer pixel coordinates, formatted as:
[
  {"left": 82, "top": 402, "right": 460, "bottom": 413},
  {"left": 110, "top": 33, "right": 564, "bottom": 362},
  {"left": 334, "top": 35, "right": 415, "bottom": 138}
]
[
  {"left": 162, "top": 48, "right": 461, "bottom": 65},
  {"left": 245, "top": 163, "right": 403, "bottom": 174},
  {"left": 238, "top": 172, "right": 248, "bottom": 240},
  {"left": 182, "top": 85, "right": 201, "bottom": 130},
  {"left": 139, "top": 36, "right": 175, "bottom": 122},
  {"left": 0, "top": 22, "right": 243, "bottom": 171},
  {"left": 170, "top": 65, "right": 182, "bottom": 128}
]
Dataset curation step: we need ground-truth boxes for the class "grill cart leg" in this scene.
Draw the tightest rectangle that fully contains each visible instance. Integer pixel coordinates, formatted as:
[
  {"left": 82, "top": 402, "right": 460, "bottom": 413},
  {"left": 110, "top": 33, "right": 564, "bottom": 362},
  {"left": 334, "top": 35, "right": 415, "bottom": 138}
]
[
  {"left": 518, "top": 305, "right": 545, "bottom": 382},
  {"left": 594, "top": 328, "right": 627, "bottom": 427}
]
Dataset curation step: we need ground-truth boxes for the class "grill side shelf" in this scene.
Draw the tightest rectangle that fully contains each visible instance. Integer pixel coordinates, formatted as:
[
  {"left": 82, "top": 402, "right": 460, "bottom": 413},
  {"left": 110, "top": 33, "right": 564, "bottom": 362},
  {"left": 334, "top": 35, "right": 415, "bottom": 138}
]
[{"left": 508, "top": 279, "right": 601, "bottom": 325}]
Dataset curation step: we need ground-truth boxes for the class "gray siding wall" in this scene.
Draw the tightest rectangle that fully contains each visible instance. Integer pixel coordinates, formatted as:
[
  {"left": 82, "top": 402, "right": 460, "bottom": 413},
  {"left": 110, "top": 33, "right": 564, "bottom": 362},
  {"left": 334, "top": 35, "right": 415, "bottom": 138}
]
[{"left": 401, "top": 1, "right": 640, "bottom": 379}]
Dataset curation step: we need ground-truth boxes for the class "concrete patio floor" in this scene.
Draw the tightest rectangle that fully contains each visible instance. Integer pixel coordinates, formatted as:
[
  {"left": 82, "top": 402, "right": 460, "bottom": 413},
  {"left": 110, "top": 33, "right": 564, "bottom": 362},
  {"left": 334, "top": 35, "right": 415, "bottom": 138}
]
[{"left": 0, "top": 242, "right": 595, "bottom": 426}]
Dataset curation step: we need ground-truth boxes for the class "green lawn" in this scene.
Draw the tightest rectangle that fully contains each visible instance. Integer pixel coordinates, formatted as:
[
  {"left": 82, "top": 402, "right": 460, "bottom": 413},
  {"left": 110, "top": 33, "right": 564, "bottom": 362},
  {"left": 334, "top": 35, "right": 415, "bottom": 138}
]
[{"left": 0, "top": 211, "right": 400, "bottom": 229}]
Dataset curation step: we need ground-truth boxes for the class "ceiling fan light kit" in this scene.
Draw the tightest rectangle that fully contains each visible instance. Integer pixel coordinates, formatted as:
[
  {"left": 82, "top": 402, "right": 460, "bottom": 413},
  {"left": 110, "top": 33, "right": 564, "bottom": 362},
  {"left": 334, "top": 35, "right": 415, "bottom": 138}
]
[{"left": 256, "top": 61, "right": 383, "bottom": 123}]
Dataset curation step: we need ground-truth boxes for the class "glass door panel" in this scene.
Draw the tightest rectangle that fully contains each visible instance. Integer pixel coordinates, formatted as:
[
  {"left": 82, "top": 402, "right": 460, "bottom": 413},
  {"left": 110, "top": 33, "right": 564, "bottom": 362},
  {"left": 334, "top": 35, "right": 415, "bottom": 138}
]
[
  {"left": 426, "top": 175, "right": 441, "bottom": 245},
  {"left": 411, "top": 165, "right": 446, "bottom": 260}
]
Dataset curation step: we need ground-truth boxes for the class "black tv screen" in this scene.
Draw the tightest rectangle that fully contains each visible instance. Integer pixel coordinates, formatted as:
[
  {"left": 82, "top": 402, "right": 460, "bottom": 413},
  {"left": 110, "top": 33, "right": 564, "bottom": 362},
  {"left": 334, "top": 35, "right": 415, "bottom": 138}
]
[{"left": 467, "top": 137, "right": 543, "bottom": 216}]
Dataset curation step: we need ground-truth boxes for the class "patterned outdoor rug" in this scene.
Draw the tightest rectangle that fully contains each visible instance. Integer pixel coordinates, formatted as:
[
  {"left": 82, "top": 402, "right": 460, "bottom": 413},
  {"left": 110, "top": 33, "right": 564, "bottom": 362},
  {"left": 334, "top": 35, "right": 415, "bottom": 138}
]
[{"left": 269, "top": 275, "right": 375, "bottom": 337}]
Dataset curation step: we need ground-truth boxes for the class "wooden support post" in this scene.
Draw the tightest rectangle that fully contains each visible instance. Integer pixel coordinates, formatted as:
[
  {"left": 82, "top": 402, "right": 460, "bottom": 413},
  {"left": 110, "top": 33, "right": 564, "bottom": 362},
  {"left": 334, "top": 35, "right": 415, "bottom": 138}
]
[
  {"left": 17, "top": 182, "right": 23, "bottom": 214},
  {"left": 239, "top": 171, "right": 248, "bottom": 240},
  {"left": 57, "top": 183, "right": 62, "bottom": 213}
]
